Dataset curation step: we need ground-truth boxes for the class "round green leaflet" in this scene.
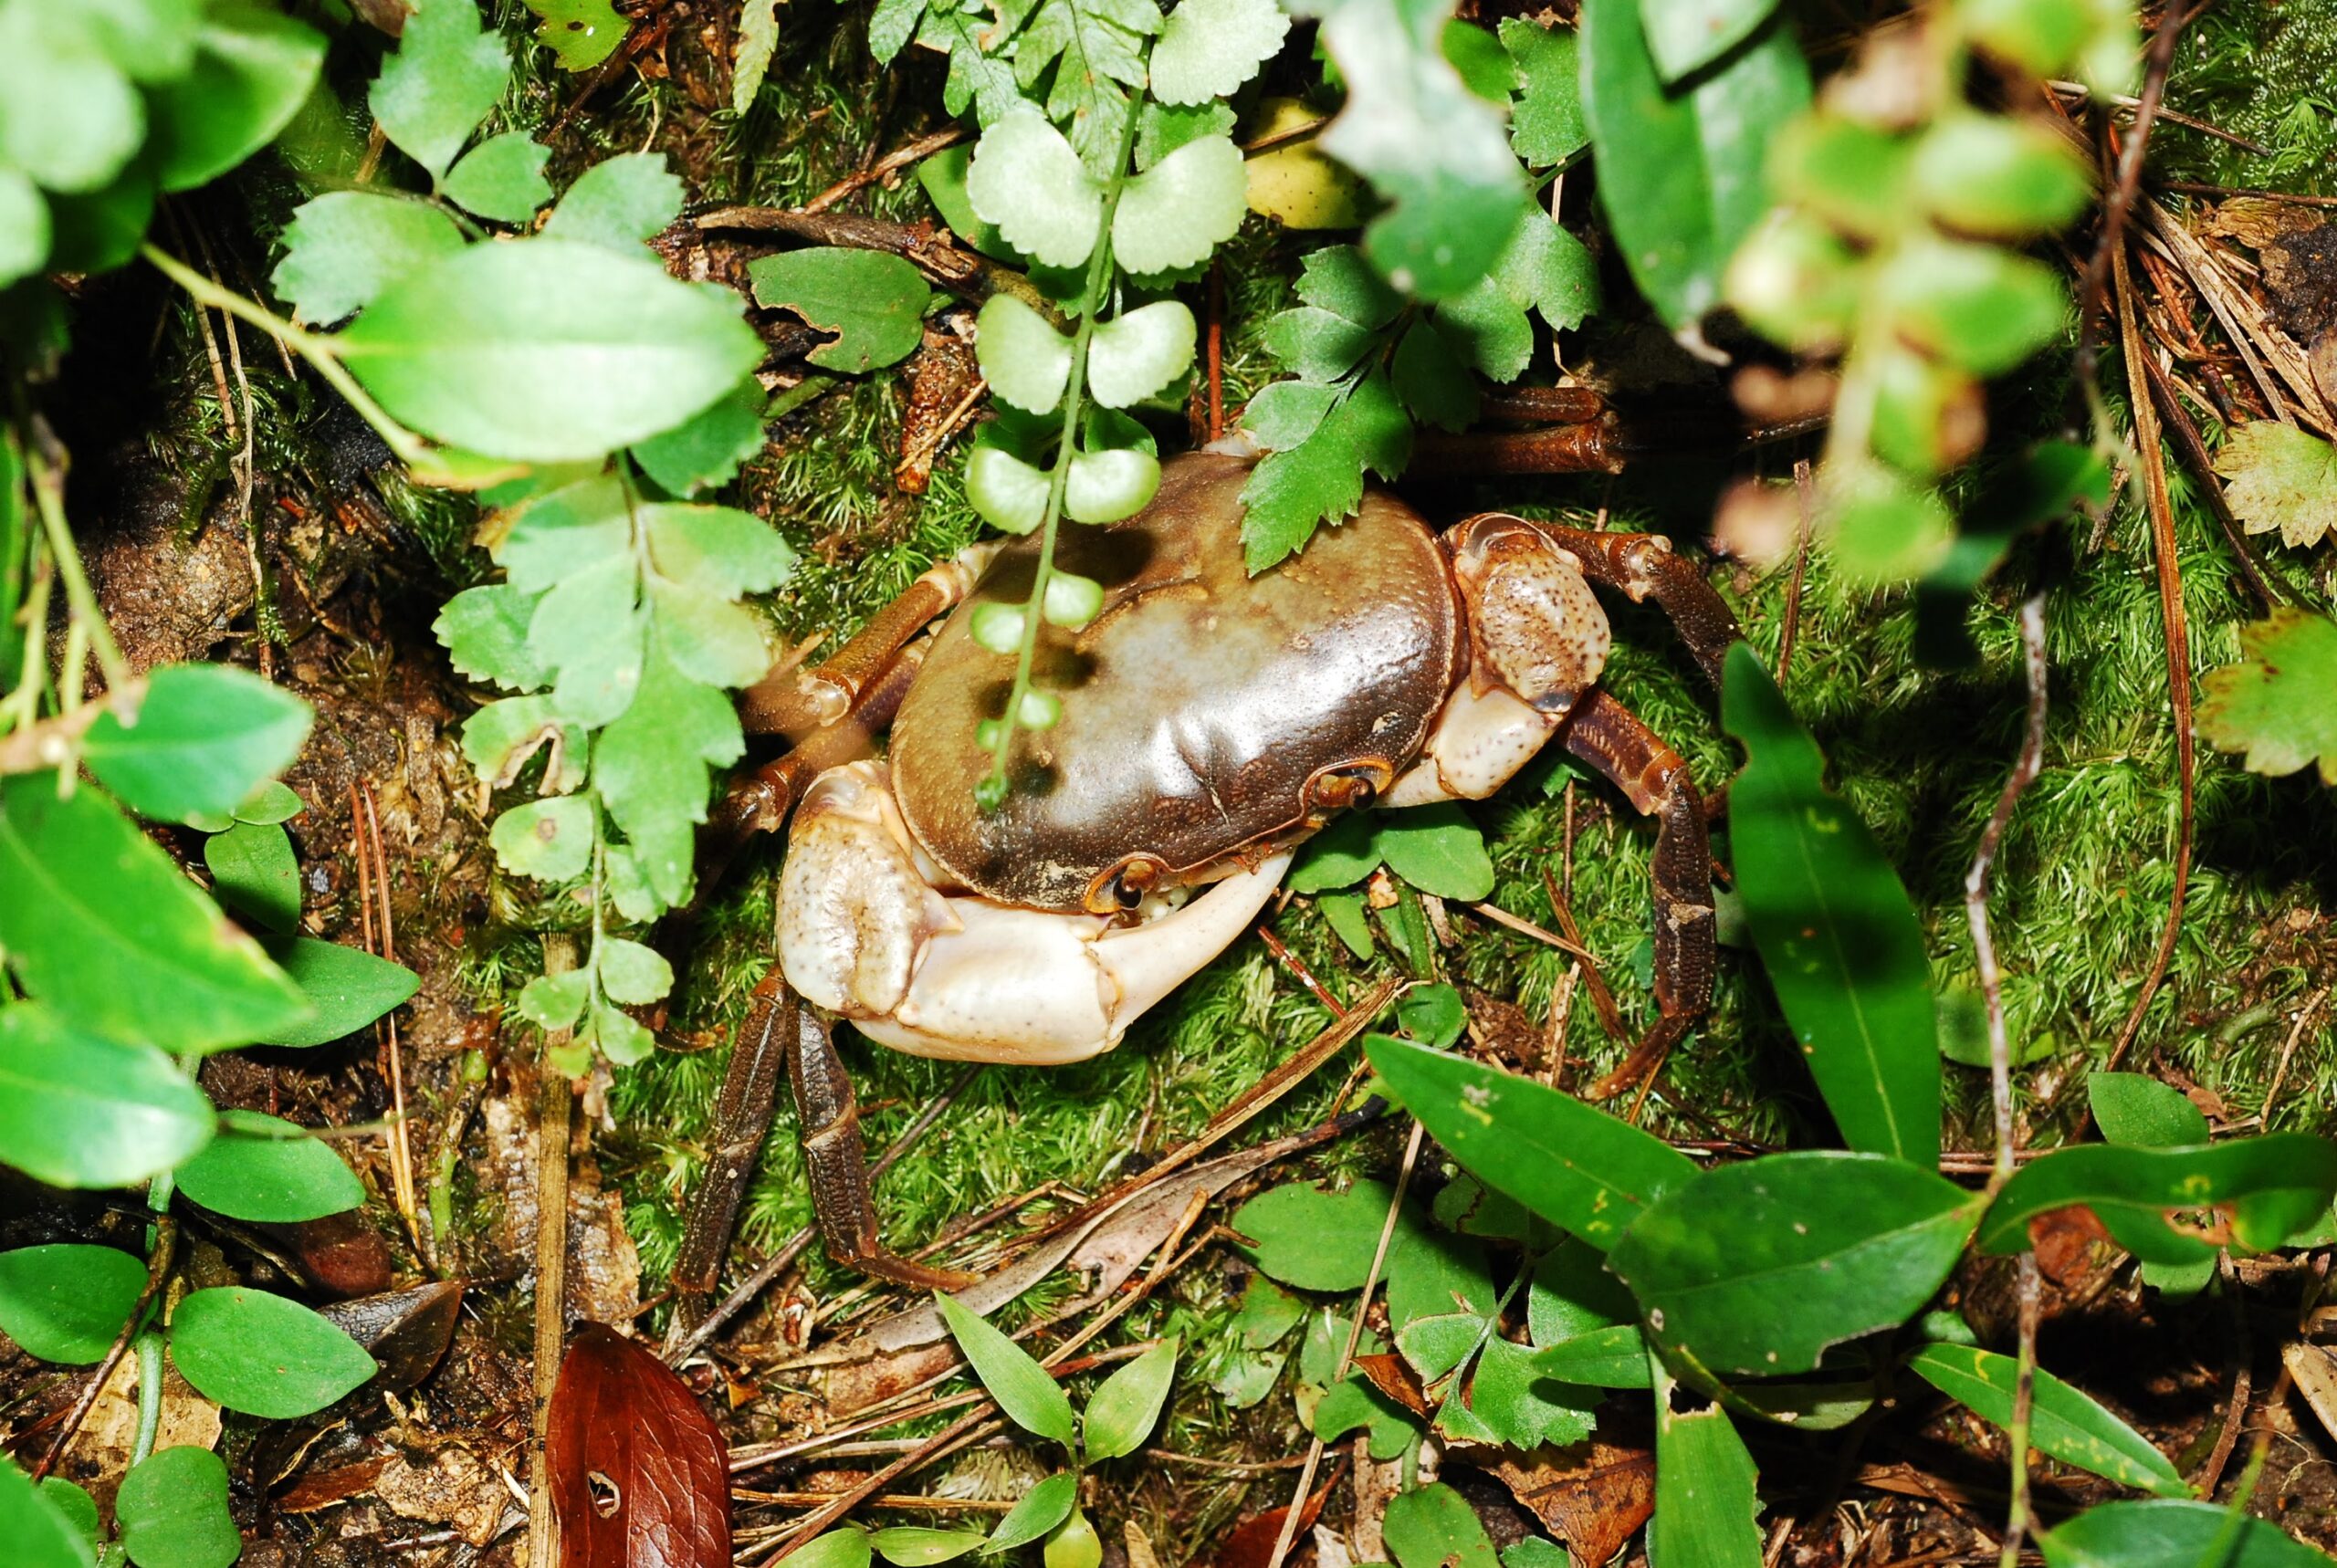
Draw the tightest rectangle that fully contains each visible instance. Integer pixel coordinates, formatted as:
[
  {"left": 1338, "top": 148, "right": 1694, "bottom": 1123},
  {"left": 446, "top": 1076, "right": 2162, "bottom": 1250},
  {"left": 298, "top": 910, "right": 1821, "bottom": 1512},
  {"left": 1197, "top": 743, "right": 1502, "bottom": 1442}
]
[
  {"left": 0, "top": 1244, "right": 147, "bottom": 1364},
  {"left": 0, "top": 1009, "right": 214, "bottom": 1190},
  {"left": 173, "top": 1111, "right": 366, "bottom": 1224},
  {"left": 167, "top": 1287, "right": 376, "bottom": 1418},
  {"left": 117, "top": 1446, "right": 240, "bottom": 1568}
]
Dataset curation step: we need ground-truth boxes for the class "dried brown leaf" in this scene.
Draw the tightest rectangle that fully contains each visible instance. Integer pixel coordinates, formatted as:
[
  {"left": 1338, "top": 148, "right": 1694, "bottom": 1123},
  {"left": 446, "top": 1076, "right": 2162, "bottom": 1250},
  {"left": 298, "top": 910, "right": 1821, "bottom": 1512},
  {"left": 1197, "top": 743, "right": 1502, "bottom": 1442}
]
[
  {"left": 1484, "top": 1440, "right": 1657, "bottom": 1568},
  {"left": 549, "top": 1323, "right": 731, "bottom": 1568}
]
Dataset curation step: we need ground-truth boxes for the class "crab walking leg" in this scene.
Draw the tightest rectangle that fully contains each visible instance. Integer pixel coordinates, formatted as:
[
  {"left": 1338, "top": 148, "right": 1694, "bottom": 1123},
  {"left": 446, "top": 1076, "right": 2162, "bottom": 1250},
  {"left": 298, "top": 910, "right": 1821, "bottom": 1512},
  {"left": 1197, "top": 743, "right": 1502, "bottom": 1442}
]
[
  {"left": 1563, "top": 688, "right": 1719, "bottom": 1101},
  {"left": 739, "top": 546, "right": 992, "bottom": 739},
  {"left": 780, "top": 761, "right": 1291, "bottom": 1064}
]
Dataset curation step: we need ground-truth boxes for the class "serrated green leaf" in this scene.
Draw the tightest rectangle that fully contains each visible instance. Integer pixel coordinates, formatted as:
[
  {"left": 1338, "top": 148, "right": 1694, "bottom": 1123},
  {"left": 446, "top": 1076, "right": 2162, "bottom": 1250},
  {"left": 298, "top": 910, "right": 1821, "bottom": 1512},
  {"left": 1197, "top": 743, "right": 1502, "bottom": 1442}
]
[
  {"left": 82, "top": 663, "right": 312, "bottom": 826},
  {"left": 118, "top": 1445, "right": 239, "bottom": 1568},
  {"left": 519, "top": 969, "right": 589, "bottom": 1030},
  {"left": 922, "top": 6, "right": 1022, "bottom": 123},
  {"left": 976, "top": 295, "right": 1074, "bottom": 414},
  {"left": 1114, "top": 134, "right": 1246, "bottom": 275},
  {"left": 1582, "top": 0, "right": 1808, "bottom": 328},
  {"left": 496, "top": 473, "right": 631, "bottom": 592},
  {"left": 544, "top": 152, "right": 684, "bottom": 250},
  {"left": 0, "top": 1245, "right": 146, "bottom": 1364},
  {"left": 2196, "top": 610, "right": 2337, "bottom": 786},
  {"left": 369, "top": 0, "right": 508, "bottom": 180},
  {"left": 491, "top": 796, "right": 595, "bottom": 880},
  {"left": 967, "top": 108, "right": 1101, "bottom": 268},
  {"left": 461, "top": 695, "right": 587, "bottom": 790},
  {"left": 0, "top": 774, "right": 310, "bottom": 1053},
  {"left": 0, "top": 1455, "right": 93, "bottom": 1568},
  {"left": 529, "top": 554, "right": 645, "bottom": 726},
  {"left": 1296, "top": 244, "right": 1402, "bottom": 328},
  {"left": 175, "top": 1110, "right": 365, "bottom": 1224},
  {"left": 167, "top": 1286, "right": 375, "bottom": 1417},
  {"left": 440, "top": 131, "right": 553, "bottom": 223},
  {"left": 1262, "top": 306, "right": 1380, "bottom": 382},
  {"left": 2212, "top": 423, "right": 2337, "bottom": 551},
  {"left": 648, "top": 580, "right": 773, "bottom": 687},
  {"left": 592, "top": 645, "right": 743, "bottom": 905},
  {"left": 1497, "top": 207, "right": 1600, "bottom": 332},
  {"left": 748, "top": 247, "right": 933, "bottom": 374},
  {"left": 1151, "top": 0, "right": 1290, "bottom": 104},
  {"left": 1391, "top": 318, "right": 1479, "bottom": 432},
  {"left": 1238, "top": 370, "right": 1411, "bottom": 571},
  {"left": 0, "top": 1007, "right": 212, "bottom": 1188},
  {"left": 436, "top": 583, "right": 550, "bottom": 689},
  {"left": 339, "top": 239, "right": 764, "bottom": 463},
  {"left": 204, "top": 820, "right": 299, "bottom": 933},
  {"left": 595, "top": 936, "right": 673, "bottom": 1006},
  {"left": 1907, "top": 1344, "right": 2187, "bottom": 1497},
  {"left": 1014, "top": 0, "right": 1158, "bottom": 172},
  {"left": 1087, "top": 301, "right": 1196, "bottom": 408},
  {"left": 1501, "top": 18, "right": 1586, "bottom": 166},
  {"left": 1294, "top": 0, "right": 1526, "bottom": 299},
  {"left": 255, "top": 936, "right": 420, "bottom": 1049},
  {"left": 272, "top": 192, "right": 466, "bottom": 325},
  {"left": 642, "top": 502, "right": 795, "bottom": 595},
  {"left": 521, "top": 0, "right": 628, "bottom": 69},
  {"left": 868, "top": 0, "right": 924, "bottom": 64},
  {"left": 936, "top": 1291, "right": 1076, "bottom": 1445},
  {"left": 1608, "top": 1152, "right": 1978, "bottom": 1384},
  {"left": 1083, "top": 1337, "right": 1179, "bottom": 1460},
  {"left": 1431, "top": 275, "right": 1532, "bottom": 385},
  {"left": 1723, "top": 644, "right": 1941, "bottom": 1166}
]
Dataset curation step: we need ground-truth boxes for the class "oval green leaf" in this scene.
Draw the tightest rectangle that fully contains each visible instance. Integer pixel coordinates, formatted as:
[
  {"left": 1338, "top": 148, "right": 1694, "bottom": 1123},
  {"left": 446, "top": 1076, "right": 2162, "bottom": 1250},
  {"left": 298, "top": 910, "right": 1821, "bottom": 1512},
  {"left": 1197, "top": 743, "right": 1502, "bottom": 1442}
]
[
  {"left": 2040, "top": 1501, "right": 2326, "bottom": 1568},
  {"left": 2087, "top": 1071, "right": 2208, "bottom": 1148},
  {"left": 966, "top": 108, "right": 1100, "bottom": 268},
  {"left": 117, "top": 1445, "right": 240, "bottom": 1568},
  {"left": 168, "top": 1286, "right": 376, "bottom": 1417},
  {"left": 1907, "top": 1343, "right": 2187, "bottom": 1498},
  {"left": 974, "top": 294, "right": 1073, "bottom": 415},
  {"left": 0, "top": 1244, "right": 146, "bottom": 1364},
  {"left": 174, "top": 1110, "right": 365, "bottom": 1223},
  {"left": 873, "top": 1529, "right": 989, "bottom": 1567},
  {"left": 1231, "top": 1179, "right": 1416, "bottom": 1291},
  {"left": 338, "top": 238, "right": 764, "bottom": 463},
  {"left": 748, "top": 247, "right": 933, "bottom": 375},
  {"left": 934, "top": 1291, "right": 1075, "bottom": 1446},
  {"left": 204, "top": 820, "right": 299, "bottom": 933},
  {"left": 1082, "top": 1337, "right": 1179, "bottom": 1461},
  {"left": 1367, "top": 1037, "right": 1698, "bottom": 1249},
  {"left": 1722, "top": 644, "right": 1941, "bottom": 1167},
  {"left": 984, "top": 1472, "right": 1077, "bottom": 1554},
  {"left": 1114, "top": 135, "right": 1246, "bottom": 276},
  {"left": 1976, "top": 1136, "right": 2337, "bottom": 1263},
  {"left": 81, "top": 664, "right": 311, "bottom": 825},
  {"left": 0, "top": 1007, "right": 213, "bottom": 1189},
  {"left": 145, "top": 5, "right": 327, "bottom": 192},
  {"left": 1607, "top": 1151, "right": 1979, "bottom": 1383},
  {"left": 0, "top": 1455, "right": 94, "bottom": 1568},
  {"left": 1531, "top": 1323, "right": 1655, "bottom": 1388},
  {"left": 256, "top": 936, "right": 420, "bottom": 1049}
]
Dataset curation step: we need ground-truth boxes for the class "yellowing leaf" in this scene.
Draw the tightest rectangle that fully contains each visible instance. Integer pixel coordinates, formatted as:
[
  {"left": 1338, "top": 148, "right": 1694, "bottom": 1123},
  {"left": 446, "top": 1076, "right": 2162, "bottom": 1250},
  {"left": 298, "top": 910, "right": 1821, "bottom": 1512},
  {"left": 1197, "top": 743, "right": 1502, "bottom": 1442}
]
[
  {"left": 2213, "top": 421, "right": 2337, "bottom": 550},
  {"left": 2196, "top": 609, "right": 2337, "bottom": 786}
]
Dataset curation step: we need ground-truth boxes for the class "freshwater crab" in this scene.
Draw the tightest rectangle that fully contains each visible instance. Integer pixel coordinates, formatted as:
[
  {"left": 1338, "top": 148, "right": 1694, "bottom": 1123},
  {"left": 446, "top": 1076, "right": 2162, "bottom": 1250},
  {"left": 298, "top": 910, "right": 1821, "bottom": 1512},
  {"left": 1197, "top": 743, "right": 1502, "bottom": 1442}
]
[{"left": 721, "top": 448, "right": 1743, "bottom": 1285}]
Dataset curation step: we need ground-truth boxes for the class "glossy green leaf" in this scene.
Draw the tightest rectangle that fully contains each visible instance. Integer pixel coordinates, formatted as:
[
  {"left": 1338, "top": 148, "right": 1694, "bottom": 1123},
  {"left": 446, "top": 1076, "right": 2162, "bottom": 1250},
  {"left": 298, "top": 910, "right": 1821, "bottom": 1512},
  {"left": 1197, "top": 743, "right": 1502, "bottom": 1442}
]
[
  {"left": 82, "top": 664, "right": 311, "bottom": 826},
  {"left": 1384, "top": 1484, "right": 1499, "bottom": 1568},
  {"left": 37, "top": 1477, "right": 99, "bottom": 1557},
  {"left": 174, "top": 1110, "right": 365, "bottom": 1224},
  {"left": 145, "top": 3, "right": 327, "bottom": 193},
  {"left": 204, "top": 821, "right": 299, "bottom": 933},
  {"left": 1368, "top": 1037, "right": 1698, "bottom": 1248},
  {"left": 1064, "top": 445, "right": 1159, "bottom": 525},
  {"left": 1113, "top": 134, "right": 1246, "bottom": 275},
  {"left": 1649, "top": 1358, "right": 1762, "bottom": 1567},
  {"left": 1532, "top": 1323, "right": 1655, "bottom": 1387},
  {"left": 0, "top": 170, "right": 49, "bottom": 289},
  {"left": 0, "top": 775, "right": 310, "bottom": 1052},
  {"left": 1608, "top": 1152, "right": 1978, "bottom": 1382},
  {"left": 440, "top": 131, "right": 553, "bottom": 222},
  {"left": 1876, "top": 236, "right": 2067, "bottom": 377},
  {"left": 1152, "top": 0, "right": 1289, "bottom": 102},
  {"left": 0, "top": 1455, "right": 94, "bottom": 1568},
  {"left": 1083, "top": 1336, "right": 1179, "bottom": 1460},
  {"left": 272, "top": 192, "right": 465, "bottom": 325},
  {"left": 338, "top": 238, "right": 764, "bottom": 463},
  {"left": 2039, "top": 1501, "right": 2326, "bottom": 1567},
  {"left": 0, "top": 1244, "right": 146, "bottom": 1364},
  {"left": 1087, "top": 301, "right": 1197, "bottom": 409},
  {"left": 1231, "top": 1179, "right": 1417, "bottom": 1290},
  {"left": 0, "top": 1008, "right": 212, "bottom": 1188},
  {"left": 2089, "top": 1072, "right": 2209, "bottom": 1148},
  {"left": 368, "top": 0, "right": 509, "bottom": 179},
  {"left": 791, "top": 1530, "right": 874, "bottom": 1568},
  {"left": 1396, "top": 983, "right": 1466, "bottom": 1050},
  {"left": 984, "top": 1473, "right": 1077, "bottom": 1553},
  {"left": 1581, "top": 0, "right": 1809, "bottom": 328},
  {"left": 874, "top": 1529, "right": 988, "bottom": 1567},
  {"left": 167, "top": 1286, "right": 375, "bottom": 1417},
  {"left": 1724, "top": 644, "right": 1941, "bottom": 1165},
  {"left": 966, "top": 108, "right": 1101, "bottom": 268},
  {"left": 117, "top": 1446, "right": 239, "bottom": 1568},
  {"left": 975, "top": 295, "right": 1073, "bottom": 414},
  {"left": 543, "top": 152, "right": 685, "bottom": 250},
  {"left": 1375, "top": 804, "right": 1494, "bottom": 901},
  {"left": 935, "top": 1291, "right": 1075, "bottom": 1446},
  {"left": 1293, "top": 0, "right": 1525, "bottom": 298},
  {"left": 1312, "top": 1373, "right": 1417, "bottom": 1458},
  {"left": 748, "top": 247, "right": 933, "bottom": 374},
  {"left": 257, "top": 936, "right": 420, "bottom": 1048},
  {"left": 1907, "top": 1343, "right": 2187, "bottom": 1497},
  {"left": 1976, "top": 1136, "right": 2337, "bottom": 1262}
]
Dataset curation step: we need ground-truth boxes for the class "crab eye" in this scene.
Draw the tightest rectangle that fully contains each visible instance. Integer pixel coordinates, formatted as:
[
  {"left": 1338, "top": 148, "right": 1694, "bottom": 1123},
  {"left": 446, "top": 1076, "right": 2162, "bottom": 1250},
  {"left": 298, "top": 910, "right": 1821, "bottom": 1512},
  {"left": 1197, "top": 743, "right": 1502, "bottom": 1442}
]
[{"left": 1113, "top": 878, "right": 1146, "bottom": 911}]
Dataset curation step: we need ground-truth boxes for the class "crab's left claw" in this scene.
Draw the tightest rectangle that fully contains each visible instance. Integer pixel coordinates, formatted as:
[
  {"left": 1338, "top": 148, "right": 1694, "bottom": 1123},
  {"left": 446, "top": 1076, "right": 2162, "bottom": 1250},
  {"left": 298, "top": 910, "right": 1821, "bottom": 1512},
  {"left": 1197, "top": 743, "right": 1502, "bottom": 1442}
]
[{"left": 779, "top": 761, "right": 1289, "bottom": 1064}]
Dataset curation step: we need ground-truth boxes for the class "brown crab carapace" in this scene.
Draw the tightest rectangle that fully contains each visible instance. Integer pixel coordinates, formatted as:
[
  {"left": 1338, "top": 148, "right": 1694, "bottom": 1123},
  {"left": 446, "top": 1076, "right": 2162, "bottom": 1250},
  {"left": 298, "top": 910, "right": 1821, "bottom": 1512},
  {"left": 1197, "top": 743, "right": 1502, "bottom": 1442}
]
[{"left": 718, "top": 449, "right": 1742, "bottom": 1286}]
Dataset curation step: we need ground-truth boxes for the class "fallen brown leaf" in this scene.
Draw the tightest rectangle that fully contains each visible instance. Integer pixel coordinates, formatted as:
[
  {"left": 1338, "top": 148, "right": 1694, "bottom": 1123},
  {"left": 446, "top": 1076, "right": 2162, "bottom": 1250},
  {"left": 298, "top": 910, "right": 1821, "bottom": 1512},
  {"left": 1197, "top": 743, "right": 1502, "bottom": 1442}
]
[
  {"left": 318, "top": 1281, "right": 465, "bottom": 1391},
  {"left": 2027, "top": 1204, "right": 2118, "bottom": 1290},
  {"left": 1214, "top": 1474, "right": 1339, "bottom": 1568},
  {"left": 1484, "top": 1439, "right": 1656, "bottom": 1568},
  {"left": 549, "top": 1323, "right": 731, "bottom": 1568}
]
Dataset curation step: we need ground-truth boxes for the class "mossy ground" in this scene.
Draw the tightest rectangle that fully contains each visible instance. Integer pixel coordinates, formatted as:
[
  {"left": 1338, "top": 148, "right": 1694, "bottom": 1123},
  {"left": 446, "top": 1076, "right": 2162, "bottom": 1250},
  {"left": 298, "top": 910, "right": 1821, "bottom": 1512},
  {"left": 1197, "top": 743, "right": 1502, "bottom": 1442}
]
[{"left": 486, "top": 0, "right": 2337, "bottom": 1549}]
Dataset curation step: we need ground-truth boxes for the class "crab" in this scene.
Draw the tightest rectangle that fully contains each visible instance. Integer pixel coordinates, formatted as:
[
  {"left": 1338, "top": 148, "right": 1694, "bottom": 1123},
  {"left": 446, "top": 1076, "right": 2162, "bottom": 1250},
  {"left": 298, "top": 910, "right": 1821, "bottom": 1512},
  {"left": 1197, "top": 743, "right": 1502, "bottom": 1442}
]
[{"left": 719, "top": 448, "right": 1743, "bottom": 1285}]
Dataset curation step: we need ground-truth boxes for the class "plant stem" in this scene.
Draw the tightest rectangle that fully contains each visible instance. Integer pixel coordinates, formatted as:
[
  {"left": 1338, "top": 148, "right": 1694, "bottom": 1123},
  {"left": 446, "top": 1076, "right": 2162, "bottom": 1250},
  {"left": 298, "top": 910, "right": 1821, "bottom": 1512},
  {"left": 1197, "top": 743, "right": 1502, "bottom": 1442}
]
[
  {"left": 129, "top": 1332, "right": 165, "bottom": 1469},
  {"left": 138, "top": 245, "right": 433, "bottom": 471},
  {"left": 982, "top": 111, "right": 1143, "bottom": 800},
  {"left": 23, "top": 423, "right": 129, "bottom": 698}
]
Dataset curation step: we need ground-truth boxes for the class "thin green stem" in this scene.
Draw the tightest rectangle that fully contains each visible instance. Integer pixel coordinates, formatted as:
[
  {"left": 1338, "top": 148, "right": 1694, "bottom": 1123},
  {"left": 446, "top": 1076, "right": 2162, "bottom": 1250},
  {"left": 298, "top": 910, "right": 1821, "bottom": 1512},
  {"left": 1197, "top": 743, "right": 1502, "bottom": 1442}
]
[
  {"left": 129, "top": 1332, "right": 165, "bottom": 1469},
  {"left": 982, "top": 110, "right": 1145, "bottom": 801},
  {"left": 24, "top": 428, "right": 129, "bottom": 697},
  {"left": 138, "top": 244, "right": 433, "bottom": 470}
]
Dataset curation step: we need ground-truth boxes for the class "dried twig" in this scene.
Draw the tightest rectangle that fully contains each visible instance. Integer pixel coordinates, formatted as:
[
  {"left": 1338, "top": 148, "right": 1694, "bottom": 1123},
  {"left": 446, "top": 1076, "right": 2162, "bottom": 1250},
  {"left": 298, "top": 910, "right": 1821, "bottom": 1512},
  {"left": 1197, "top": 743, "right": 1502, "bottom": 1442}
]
[
  {"left": 800, "top": 127, "right": 968, "bottom": 215},
  {"left": 31, "top": 1218, "right": 176, "bottom": 1482},
  {"left": 355, "top": 781, "right": 420, "bottom": 1247},
  {"left": 527, "top": 933, "right": 579, "bottom": 1568}
]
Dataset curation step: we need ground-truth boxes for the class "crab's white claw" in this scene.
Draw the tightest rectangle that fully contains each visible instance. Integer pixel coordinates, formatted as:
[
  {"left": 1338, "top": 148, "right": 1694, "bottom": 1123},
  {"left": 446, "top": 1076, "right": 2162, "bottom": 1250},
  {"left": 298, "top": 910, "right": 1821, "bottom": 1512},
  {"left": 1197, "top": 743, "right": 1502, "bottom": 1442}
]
[{"left": 778, "top": 760, "right": 1288, "bottom": 1065}]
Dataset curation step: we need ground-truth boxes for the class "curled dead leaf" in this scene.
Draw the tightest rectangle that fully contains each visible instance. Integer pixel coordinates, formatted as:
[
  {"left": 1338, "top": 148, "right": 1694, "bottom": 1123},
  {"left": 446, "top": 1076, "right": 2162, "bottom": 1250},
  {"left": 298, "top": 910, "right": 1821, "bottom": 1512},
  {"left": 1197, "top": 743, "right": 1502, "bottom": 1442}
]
[
  {"left": 1484, "top": 1439, "right": 1656, "bottom": 1568},
  {"left": 549, "top": 1323, "right": 731, "bottom": 1568}
]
